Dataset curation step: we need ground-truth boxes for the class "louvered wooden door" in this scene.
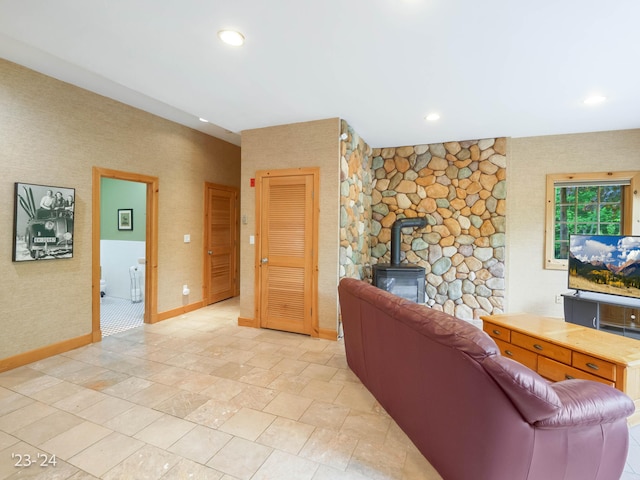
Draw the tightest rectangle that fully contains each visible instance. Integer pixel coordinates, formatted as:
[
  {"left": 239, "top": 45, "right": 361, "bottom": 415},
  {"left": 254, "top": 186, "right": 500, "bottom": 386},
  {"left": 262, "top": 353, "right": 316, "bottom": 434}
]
[
  {"left": 204, "top": 183, "right": 238, "bottom": 305},
  {"left": 257, "top": 170, "right": 317, "bottom": 335}
]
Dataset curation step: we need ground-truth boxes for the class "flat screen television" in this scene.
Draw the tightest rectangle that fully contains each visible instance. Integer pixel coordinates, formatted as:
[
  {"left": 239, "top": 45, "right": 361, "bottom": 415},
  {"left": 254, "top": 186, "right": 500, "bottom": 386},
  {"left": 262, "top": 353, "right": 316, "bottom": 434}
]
[{"left": 568, "top": 234, "right": 640, "bottom": 299}]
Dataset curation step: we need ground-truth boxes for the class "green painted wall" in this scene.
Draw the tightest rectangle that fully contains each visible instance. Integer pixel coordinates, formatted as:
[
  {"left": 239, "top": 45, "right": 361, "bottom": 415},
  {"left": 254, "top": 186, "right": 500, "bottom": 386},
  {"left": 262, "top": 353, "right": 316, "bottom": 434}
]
[{"left": 100, "top": 178, "right": 146, "bottom": 241}]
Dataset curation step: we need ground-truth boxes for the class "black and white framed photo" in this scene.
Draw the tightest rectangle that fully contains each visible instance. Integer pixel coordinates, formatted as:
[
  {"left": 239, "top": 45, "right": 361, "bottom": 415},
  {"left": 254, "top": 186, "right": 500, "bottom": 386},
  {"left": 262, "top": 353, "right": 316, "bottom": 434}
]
[
  {"left": 118, "top": 209, "right": 133, "bottom": 231},
  {"left": 12, "top": 182, "right": 75, "bottom": 262}
]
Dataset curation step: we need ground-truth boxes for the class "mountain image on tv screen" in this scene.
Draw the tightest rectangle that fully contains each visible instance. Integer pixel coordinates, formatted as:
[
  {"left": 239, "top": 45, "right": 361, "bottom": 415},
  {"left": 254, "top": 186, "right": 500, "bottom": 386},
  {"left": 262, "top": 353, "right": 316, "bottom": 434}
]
[{"left": 568, "top": 234, "right": 640, "bottom": 299}]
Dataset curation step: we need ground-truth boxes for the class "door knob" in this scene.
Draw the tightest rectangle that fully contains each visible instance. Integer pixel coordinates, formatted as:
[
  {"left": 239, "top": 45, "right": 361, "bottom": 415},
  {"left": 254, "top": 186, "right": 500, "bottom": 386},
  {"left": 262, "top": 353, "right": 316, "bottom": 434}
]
[
  {"left": 261, "top": 258, "right": 268, "bottom": 264},
  {"left": 208, "top": 250, "right": 213, "bottom": 255}
]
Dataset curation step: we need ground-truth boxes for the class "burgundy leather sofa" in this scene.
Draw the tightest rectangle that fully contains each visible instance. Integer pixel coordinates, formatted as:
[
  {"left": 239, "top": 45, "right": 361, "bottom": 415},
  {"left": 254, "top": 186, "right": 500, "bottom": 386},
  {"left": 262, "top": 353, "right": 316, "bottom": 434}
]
[{"left": 338, "top": 278, "right": 634, "bottom": 480}]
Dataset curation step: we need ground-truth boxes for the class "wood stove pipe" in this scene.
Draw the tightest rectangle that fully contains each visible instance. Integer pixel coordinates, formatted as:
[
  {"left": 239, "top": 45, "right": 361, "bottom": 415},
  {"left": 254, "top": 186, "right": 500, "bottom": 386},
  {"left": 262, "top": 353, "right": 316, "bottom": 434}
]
[{"left": 390, "top": 217, "right": 428, "bottom": 265}]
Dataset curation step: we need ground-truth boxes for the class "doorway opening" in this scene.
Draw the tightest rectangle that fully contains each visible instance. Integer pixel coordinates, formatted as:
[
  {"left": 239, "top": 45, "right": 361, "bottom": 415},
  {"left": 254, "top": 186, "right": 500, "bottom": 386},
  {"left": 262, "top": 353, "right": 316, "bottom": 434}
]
[
  {"left": 100, "top": 178, "right": 146, "bottom": 336},
  {"left": 92, "top": 167, "right": 159, "bottom": 342}
]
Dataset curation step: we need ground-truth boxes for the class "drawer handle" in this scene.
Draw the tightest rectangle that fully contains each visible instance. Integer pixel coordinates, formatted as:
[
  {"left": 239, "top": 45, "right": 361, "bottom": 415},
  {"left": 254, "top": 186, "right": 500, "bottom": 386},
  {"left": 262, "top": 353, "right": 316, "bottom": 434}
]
[
  {"left": 533, "top": 344, "right": 544, "bottom": 351},
  {"left": 492, "top": 329, "right": 501, "bottom": 335},
  {"left": 565, "top": 374, "right": 575, "bottom": 380},
  {"left": 586, "top": 362, "right": 599, "bottom": 371},
  {"left": 504, "top": 350, "right": 513, "bottom": 357}
]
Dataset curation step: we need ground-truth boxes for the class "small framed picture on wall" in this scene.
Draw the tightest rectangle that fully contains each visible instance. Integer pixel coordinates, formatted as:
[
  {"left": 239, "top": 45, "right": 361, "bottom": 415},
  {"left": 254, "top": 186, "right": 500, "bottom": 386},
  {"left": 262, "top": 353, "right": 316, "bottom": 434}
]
[{"left": 118, "top": 209, "right": 133, "bottom": 231}]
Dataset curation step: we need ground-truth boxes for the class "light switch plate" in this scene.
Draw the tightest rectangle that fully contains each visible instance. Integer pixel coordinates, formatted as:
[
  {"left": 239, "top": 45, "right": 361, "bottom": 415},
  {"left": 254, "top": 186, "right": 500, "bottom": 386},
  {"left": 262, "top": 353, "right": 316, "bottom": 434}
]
[{"left": 184, "top": 234, "right": 190, "bottom": 243}]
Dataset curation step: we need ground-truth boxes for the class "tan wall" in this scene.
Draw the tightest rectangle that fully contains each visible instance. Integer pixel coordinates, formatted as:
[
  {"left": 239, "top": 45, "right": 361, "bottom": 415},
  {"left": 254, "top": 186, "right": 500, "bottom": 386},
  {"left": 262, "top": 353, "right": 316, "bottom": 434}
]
[
  {"left": 507, "top": 129, "right": 640, "bottom": 318},
  {"left": 0, "top": 59, "right": 240, "bottom": 360},
  {"left": 240, "top": 118, "right": 340, "bottom": 333}
]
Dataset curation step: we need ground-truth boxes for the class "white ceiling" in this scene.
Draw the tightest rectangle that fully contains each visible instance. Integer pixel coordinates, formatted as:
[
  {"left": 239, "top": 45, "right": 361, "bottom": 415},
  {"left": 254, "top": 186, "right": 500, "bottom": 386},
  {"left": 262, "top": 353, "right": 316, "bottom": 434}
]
[{"left": 1, "top": 0, "right": 639, "bottom": 148}]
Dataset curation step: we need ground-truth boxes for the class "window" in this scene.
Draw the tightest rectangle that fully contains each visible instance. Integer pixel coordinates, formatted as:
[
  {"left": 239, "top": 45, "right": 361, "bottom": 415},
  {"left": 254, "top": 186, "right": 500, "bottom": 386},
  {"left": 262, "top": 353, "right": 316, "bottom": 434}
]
[
  {"left": 554, "top": 183, "right": 623, "bottom": 259},
  {"left": 545, "top": 171, "right": 640, "bottom": 270}
]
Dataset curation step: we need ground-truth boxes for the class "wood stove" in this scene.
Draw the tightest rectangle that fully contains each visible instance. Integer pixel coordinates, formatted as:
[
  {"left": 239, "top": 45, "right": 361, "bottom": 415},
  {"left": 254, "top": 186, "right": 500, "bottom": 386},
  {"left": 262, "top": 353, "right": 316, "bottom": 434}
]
[{"left": 372, "top": 217, "right": 427, "bottom": 303}]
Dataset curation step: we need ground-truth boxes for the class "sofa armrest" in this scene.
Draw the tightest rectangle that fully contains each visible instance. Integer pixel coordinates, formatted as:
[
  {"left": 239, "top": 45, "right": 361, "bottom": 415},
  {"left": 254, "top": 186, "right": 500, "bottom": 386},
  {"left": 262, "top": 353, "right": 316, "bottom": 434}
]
[
  {"left": 482, "top": 355, "right": 562, "bottom": 423},
  {"left": 535, "top": 379, "right": 635, "bottom": 428}
]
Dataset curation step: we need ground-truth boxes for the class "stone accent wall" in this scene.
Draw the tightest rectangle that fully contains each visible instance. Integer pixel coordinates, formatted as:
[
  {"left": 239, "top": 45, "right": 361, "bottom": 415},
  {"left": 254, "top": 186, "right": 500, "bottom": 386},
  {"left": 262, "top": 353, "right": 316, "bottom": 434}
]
[
  {"left": 339, "top": 120, "right": 372, "bottom": 280},
  {"left": 369, "top": 139, "right": 507, "bottom": 320}
]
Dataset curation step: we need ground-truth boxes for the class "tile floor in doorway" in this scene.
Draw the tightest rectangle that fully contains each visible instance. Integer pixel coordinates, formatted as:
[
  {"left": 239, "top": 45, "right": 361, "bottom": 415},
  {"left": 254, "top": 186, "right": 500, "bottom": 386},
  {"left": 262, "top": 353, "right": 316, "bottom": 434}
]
[
  {"left": 0, "top": 297, "right": 638, "bottom": 479},
  {"left": 100, "top": 296, "right": 144, "bottom": 337}
]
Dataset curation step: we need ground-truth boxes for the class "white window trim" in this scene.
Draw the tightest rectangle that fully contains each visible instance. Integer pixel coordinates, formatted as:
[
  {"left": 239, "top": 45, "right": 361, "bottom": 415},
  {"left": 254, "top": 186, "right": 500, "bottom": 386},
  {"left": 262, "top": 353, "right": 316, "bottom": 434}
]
[{"left": 544, "top": 171, "right": 640, "bottom": 270}]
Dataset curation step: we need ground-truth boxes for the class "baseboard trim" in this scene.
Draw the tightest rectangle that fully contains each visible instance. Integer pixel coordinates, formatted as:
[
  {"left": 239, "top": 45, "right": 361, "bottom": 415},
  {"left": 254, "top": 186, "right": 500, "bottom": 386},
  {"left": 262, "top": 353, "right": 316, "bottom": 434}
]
[
  {"left": 0, "top": 333, "right": 93, "bottom": 373},
  {"left": 318, "top": 328, "right": 338, "bottom": 341},
  {"left": 238, "top": 317, "right": 259, "bottom": 328},
  {"left": 155, "top": 301, "right": 205, "bottom": 323}
]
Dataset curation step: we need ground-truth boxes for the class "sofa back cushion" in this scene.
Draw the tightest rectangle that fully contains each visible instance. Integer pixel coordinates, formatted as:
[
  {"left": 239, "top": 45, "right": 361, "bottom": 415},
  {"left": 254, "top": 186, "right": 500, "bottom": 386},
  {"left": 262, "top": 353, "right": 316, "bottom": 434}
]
[
  {"left": 400, "top": 301, "right": 499, "bottom": 361},
  {"left": 340, "top": 278, "right": 499, "bottom": 360}
]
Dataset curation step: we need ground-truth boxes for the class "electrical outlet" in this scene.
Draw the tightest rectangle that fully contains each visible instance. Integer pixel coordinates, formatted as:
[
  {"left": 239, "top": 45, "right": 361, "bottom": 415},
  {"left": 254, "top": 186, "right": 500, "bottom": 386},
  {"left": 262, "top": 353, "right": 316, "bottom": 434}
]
[{"left": 555, "top": 294, "right": 563, "bottom": 304}]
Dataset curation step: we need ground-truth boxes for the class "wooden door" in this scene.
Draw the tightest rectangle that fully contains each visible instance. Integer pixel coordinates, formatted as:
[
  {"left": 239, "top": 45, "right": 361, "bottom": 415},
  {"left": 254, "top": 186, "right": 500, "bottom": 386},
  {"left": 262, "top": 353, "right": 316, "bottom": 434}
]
[
  {"left": 204, "top": 183, "right": 238, "bottom": 305},
  {"left": 256, "top": 169, "right": 318, "bottom": 335}
]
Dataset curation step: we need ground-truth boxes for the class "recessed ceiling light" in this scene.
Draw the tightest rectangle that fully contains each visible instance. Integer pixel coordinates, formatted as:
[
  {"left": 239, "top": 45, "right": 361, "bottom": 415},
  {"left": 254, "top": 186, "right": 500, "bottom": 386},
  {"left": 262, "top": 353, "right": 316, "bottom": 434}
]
[
  {"left": 217, "top": 29, "right": 245, "bottom": 46},
  {"left": 425, "top": 113, "right": 440, "bottom": 122},
  {"left": 199, "top": 117, "right": 209, "bottom": 123},
  {"left": 584, "top": 95, "right": 606, "bottom": 105}
]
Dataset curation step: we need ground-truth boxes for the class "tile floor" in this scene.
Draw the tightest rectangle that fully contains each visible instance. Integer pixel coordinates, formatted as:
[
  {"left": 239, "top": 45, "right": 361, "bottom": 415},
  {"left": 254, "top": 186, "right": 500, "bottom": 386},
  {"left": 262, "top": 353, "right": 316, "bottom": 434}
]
[
  {"left": 0, "top": 297, "right": 638, "bottom": 479},
  {"left": 100, "top": 296, "right": 144, "bottom": 338}
]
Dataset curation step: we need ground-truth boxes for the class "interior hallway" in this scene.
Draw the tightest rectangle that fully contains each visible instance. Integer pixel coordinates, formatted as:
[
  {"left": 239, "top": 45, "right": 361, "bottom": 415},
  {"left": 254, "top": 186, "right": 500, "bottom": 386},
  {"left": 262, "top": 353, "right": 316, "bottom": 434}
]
[{"left": 0, "top": 297, "right": 639, "bottom": 479}]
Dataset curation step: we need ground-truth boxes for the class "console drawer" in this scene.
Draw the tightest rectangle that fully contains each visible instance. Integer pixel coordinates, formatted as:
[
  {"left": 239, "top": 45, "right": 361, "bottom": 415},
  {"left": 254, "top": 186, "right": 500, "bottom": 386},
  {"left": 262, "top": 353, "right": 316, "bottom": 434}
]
[
  {"left": 494, "top": 338, "right": 537, "bottom": 371},
  {"left": 538, "top": 357, "right": 615, "bottom": 387},
  {"left": 572, "top": 352, "right": 616, "bottom": 381},
  {"left": 484, "top": 322, "right": 511, "bottom": 342},
  {"left": 511, "top": 332, "right": 572, "bottom": 364}
]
